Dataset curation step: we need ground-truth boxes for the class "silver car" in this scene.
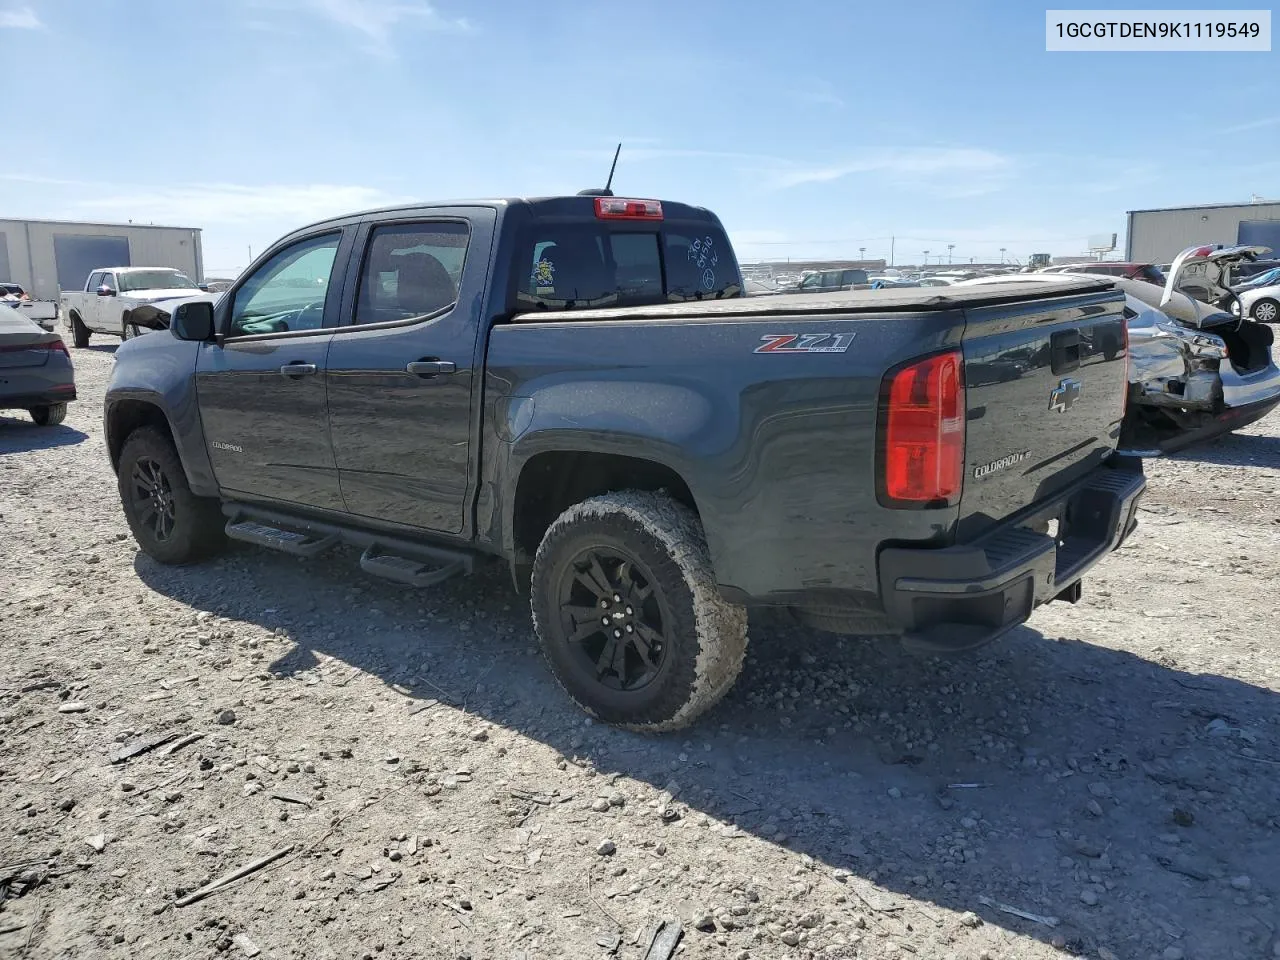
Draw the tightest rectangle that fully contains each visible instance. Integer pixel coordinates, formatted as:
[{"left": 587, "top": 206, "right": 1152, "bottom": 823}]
[
  {"left": 0, "top": 304, "right": 77, "bottom": 426},
  {"left": 954, "top": 269, "right": 1280, "bottom": 454}
]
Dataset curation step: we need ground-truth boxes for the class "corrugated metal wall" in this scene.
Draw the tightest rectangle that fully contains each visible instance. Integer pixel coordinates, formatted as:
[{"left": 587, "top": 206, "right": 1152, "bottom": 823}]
[
  {"left": 0, "top": 220, "right": 203, "bottom": 299},
  {"left": 1127, "top": 203, "right": 1280, "bottom": 263}
]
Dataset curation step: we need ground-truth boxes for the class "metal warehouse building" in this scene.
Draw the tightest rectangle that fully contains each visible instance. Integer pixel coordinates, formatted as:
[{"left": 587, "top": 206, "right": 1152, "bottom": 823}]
[
  {"left": 1126, "top": 201, "right": 1280, "bottom": 263},
  {"left": 0, "top": 218, "right": 203, "bottom": 300}
]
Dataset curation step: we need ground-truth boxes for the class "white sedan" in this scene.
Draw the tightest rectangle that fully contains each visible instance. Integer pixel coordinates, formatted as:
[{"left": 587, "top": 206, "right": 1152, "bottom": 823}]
[{"left": 1232, "top": 266, "right": 1280, "bottom": 323}]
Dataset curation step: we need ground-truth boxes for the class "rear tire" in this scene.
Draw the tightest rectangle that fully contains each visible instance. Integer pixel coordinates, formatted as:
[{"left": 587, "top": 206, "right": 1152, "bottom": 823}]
[
  {"left": 118, "top": 427, "right": 226, "bottom": 564},
  {"left": 531, "top": 491, "right": 748, "bottom": 732},
  {"left": 70, "top": 313, "right": 90, "bottom": 348},
  {"left": 29, "top": 403, "right": 67, "bottom": 427},
  {"left": 1251, "top": 298, "right": 1279, "bottom": 324}
]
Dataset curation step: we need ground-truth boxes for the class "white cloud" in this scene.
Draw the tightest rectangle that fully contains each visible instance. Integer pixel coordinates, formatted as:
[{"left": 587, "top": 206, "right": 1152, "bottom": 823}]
[
  {"left": 764, "top": 148, "right": 1013, "bottom": 192},
  {"left": 0, "top": 6, "right": 41, "bottom": 29},
  {"left": 559, "top": 144, "right": 1014, "bottom": 196},
  {"left": 792, "top": 78, "right": 844, "bottom": 109},
  {"left": 1221, "top": 115, "right": 1280, "bottom": 135},
  {"left": 266, "top": 0, "right": 470, "bottom": 55},
  {"left": 73, "top": 182, "right": 413, "bottom": 226}
]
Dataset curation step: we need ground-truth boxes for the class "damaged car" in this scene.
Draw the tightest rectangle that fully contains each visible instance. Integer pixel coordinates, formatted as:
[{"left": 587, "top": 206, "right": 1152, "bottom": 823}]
[{"left": 955, "top": 262, "right": 1280, "bottom": 455}]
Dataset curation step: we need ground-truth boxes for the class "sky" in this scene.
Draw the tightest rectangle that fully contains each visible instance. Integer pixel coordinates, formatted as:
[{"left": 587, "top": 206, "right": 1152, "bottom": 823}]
[{"left": 1, "top": 0, "right": 1276, "bottom": 275}]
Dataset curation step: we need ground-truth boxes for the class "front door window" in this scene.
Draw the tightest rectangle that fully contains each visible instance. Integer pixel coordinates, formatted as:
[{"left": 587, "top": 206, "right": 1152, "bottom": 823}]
[{"left": 228, "top": 234, "right": 342, "bottom": 337}]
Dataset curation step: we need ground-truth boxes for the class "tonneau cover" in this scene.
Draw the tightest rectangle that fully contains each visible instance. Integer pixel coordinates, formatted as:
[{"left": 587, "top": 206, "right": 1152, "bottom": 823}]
[{"left": 509, "top": 277, "right": 1116, "bottom": 324}]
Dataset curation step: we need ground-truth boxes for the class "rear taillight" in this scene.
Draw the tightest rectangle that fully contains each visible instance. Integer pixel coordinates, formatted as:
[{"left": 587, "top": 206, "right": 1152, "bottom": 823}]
[
  {"left": 0, "top": 339, "right": 69, "bottom": 356},
  {"left": 879, "top": 351, "right": 965, "bottom": 507}
]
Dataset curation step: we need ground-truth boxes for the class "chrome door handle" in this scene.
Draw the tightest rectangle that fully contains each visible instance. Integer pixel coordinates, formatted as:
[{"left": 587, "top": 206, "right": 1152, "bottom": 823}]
[
  {"left": 405, "top": 360, "right": 456, "bottom": 377},
  {"left": 279, "top": 362, "right": 317, "bottom": 377}
]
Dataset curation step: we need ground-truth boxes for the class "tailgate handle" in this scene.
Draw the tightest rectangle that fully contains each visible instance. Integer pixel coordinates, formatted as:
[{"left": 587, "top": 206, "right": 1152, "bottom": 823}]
[{"left": 1051, "top": 329, "right": 1081, "bottom": 374}]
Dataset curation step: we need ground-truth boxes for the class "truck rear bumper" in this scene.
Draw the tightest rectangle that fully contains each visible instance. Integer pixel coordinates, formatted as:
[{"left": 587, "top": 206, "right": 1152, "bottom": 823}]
[{"left": 877, "top": 460, "right": 1145, "bottom": 653}]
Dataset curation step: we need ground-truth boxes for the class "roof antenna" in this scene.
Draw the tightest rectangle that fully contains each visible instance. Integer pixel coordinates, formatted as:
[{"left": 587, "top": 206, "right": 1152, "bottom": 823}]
[
  {"left": 577, "top": 143, "right": 621, "bottom": 197},
  {"left": 604, "top": 142, "right": 621, "bottom": 195}
]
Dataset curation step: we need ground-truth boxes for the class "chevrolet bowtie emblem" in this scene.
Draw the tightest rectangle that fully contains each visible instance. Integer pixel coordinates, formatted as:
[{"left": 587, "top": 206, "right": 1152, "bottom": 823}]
[{"left": 1049, "top": 377, "right": 1082, "bottom": 413}]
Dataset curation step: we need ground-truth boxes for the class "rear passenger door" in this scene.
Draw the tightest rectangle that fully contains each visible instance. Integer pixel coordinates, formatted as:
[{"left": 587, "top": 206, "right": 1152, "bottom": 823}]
[{"left": 325, "top": 210, "right": 496, "bottom": 536}]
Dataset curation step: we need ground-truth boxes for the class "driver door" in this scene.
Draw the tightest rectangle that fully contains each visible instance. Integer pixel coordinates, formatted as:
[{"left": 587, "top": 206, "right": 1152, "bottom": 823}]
[{"left": 195, "top": 229, "right": 352, "bottom": 511}]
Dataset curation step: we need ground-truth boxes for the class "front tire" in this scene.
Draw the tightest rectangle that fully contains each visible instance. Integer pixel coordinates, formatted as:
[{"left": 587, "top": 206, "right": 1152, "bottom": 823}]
[
  {"left": 70, "top": 313, "right": 90, "bottom": 348},
  {"left": 531, "top": 491, "right": 748, "bottom": 732},
  {"left": 29, "top": 403, "right": 67, "bottom": 426},
  {"left": 118, "top": 427, "right": 226, "bottom": 564},
  {"left": 1251, "top": 298, "right": 1279, "bottom": 324}
]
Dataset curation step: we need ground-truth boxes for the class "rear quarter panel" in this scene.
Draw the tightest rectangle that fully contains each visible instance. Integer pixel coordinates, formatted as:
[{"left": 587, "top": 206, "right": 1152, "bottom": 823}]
[{"left": 483, "top": 311, "right": 970, "bottom": 604}]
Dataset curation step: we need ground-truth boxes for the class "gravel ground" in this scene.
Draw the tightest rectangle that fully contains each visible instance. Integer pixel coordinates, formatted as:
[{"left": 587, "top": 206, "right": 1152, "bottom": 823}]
[{"left": 2, "top": 345, "right": 1279, "bottom": 960}]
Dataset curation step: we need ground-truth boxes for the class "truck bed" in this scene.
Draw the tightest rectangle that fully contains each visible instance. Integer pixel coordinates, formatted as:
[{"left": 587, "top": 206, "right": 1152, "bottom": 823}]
[
  {"left": 489, "top": 277, "right": 1131, "bottom": 627},
  {"left": 508, "top": 278, "right": 1115, "bottom": 324}
]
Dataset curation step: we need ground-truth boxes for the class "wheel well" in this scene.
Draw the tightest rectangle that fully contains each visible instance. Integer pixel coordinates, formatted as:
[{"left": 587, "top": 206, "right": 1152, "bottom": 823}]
[
  {"left": 511, "top": 452, "right": 697, "bottom": 589},
  {"left": 107, "top": 400, "right": 174, "bottom": 470}
]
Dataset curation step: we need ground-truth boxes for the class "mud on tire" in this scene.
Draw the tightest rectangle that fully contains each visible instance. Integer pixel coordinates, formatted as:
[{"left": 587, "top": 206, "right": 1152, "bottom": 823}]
[
  {"left": 531, "top": 491, "right": 748, "bottom": 732},
  {"left": 118, "top": 427, "right": 226, "bottom": 565}
]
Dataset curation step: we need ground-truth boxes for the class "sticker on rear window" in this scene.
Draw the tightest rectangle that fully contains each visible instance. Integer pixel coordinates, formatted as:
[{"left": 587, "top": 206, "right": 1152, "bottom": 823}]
[{"left": 532, "top": 257, "right": 555, "bottom": 291}]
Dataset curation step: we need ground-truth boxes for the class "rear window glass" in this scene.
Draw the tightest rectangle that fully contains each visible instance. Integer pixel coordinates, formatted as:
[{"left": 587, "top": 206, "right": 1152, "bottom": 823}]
[{"left": 515, "top": 223, "right": 741, "bottom": 311}]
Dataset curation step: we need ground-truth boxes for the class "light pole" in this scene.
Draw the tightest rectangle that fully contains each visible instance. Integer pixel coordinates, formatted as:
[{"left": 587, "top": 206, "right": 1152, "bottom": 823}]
[
  {"left": 923, "top": 250, "right": 930, "bottom": 266},
  {"left": 859, "top": 246, "right": 866, "bottom": 263},
  {"left": 999, "top": 247, "right": 1006, "bottom": 264},
  {"left": 947, "top": 243, "right": 955, "bottom": 264}
]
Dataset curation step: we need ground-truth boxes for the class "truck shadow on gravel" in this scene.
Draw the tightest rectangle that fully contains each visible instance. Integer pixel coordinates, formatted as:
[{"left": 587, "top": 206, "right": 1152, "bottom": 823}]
[
  {"left": 0, "top": 416, "right": 89, "bottom": 451},
  {"left": 133, "top": 546, "right": 1280, "bottom": 958},
  {"left": 1166, "top": 430, "right": 1280, "bottom": 468}
]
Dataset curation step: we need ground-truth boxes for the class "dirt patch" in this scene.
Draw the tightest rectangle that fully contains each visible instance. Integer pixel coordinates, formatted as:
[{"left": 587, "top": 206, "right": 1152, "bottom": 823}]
[{"left": 1, "top": 347, "right": 1278, "bottom": 960}]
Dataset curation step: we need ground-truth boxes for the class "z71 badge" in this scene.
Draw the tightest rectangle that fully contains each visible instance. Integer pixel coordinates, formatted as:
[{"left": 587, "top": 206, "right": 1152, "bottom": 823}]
[{"left": 755, "top": 333, "right": 856, "bottom": 354}]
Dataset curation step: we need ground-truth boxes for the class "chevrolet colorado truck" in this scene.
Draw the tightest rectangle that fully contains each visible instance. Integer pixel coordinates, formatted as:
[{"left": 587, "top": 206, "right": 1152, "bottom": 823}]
[
  {"left": 62, "top": 266, "right": 203, "bottom": 347},
  {"left": 104, "top": 193, "right": 1145, "bottom": 730}
]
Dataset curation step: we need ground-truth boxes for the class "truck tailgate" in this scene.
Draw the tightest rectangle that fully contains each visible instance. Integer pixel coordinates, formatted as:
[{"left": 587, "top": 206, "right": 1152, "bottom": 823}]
[{"left": 958, "top": 286, "right": 1127, "bottom": 538}]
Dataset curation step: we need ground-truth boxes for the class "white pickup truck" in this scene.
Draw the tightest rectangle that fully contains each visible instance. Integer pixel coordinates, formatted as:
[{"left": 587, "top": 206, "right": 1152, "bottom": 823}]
[
  {"left": 1, "top": 283, "right": 59, "bottom": 331},
  {"left": 61, "top": 267, "right": 204, "bottom": 347}
]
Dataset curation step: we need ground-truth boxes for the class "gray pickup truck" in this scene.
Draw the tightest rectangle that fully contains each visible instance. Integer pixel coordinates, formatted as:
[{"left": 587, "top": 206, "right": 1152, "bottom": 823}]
[{"left": 104, "top": 192, "right": 1145, "bottom": 730}]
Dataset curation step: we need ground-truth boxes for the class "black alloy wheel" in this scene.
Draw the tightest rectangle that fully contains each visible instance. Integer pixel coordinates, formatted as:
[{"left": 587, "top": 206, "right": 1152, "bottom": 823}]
[
  {"left": 556, "top": 547, "right": 669, "bottom": 693},
  {"left": 129, "top": 456, "right": 177, "bottom": 542}
]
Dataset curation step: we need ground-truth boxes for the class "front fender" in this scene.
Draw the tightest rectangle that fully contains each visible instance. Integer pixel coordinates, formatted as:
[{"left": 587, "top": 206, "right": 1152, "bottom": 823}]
[{"left": 105, "top": 335, "right": 217, "bottom": 497}]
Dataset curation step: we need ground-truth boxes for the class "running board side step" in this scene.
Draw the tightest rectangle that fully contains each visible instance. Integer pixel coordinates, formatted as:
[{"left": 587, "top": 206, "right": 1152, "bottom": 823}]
[
  {"left": 225, "top": 520, "right": 338, "bottom": 558},
  {"left": 359, "top": 546, "right": 472, "bottom": 587},
  {"left": 221, "top": 503, "right": 476, "bottom": 588}
]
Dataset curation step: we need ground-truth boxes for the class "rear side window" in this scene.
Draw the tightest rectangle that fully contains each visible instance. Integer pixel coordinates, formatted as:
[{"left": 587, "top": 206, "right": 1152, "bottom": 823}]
[
  {"left": 1137, "top": 265, "right": 1166, "bottom": 285},
  {"left": 515, "top": 223, "right": 740, "bottom": 311},
  {"left": 353, "top": 221, "right": 469, "bottom": 325}
]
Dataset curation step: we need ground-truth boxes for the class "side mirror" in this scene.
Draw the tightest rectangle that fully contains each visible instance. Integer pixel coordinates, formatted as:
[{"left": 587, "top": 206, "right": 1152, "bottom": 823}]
[
  {"left": 198, "top": 283, "right": 210, "bottom": 292},
  {"left": 97, "top": 285, "right": 115, "bottom": 297},
  {"left": 171, "top": 301, "right": 215, "bottom": 342}
]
